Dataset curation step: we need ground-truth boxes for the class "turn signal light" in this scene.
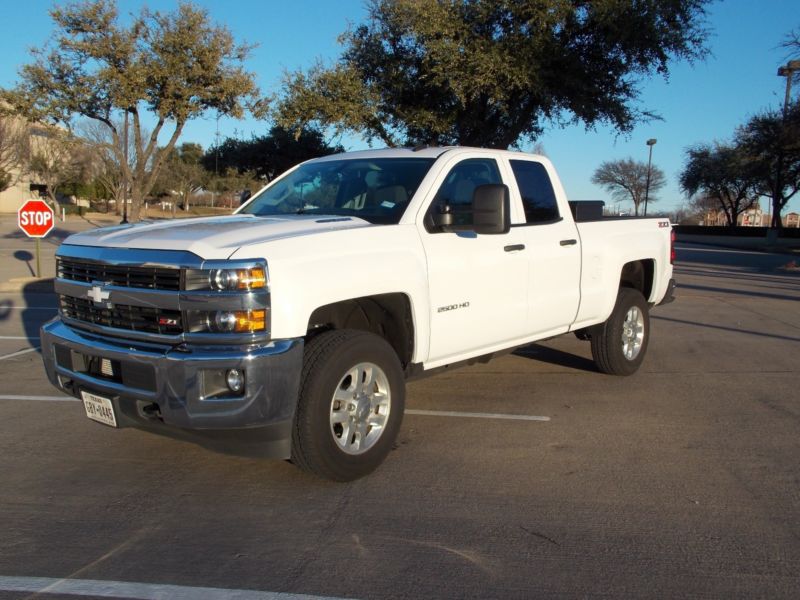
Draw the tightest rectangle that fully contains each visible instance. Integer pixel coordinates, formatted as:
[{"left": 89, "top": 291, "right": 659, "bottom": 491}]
[
  {"left": 233, "top": 309, "right": 266, "bottom": 333},
  {"left": 207, "top": 309, "right": 267, "bottom": 333},
  {"left": 240, "top": 267, "right": 266, "bottom": 290}
]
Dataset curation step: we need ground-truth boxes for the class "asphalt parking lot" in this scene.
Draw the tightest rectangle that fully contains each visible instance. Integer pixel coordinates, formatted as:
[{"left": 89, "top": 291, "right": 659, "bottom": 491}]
[{"left": 0, "top": 218, "right": 798, "bottom": 599}]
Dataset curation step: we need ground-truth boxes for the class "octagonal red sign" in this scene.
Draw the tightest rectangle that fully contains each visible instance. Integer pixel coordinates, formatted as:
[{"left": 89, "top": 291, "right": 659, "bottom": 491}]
[{"left": 18, "top": 199, "right": 55, "bottom": 238}]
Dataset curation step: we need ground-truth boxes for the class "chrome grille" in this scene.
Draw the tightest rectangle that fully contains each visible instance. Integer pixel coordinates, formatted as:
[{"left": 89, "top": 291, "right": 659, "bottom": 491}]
[
  {"left": 59, "top": 295, "right": 183, "bottom": 335},
  {"left": 58, "top": 258, "right": 181, "bottom": 291}
]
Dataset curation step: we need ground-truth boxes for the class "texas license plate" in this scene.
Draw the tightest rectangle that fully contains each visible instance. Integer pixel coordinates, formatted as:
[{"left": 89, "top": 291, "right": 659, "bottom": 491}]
[{"left": 81, "top": 391, "right": 117, "bottom": 427}]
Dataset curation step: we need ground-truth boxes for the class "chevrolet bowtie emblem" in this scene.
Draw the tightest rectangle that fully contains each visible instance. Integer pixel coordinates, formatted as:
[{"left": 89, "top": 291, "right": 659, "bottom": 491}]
[{"left": 87, "top": 284, "right": 111, "bottom": 304}]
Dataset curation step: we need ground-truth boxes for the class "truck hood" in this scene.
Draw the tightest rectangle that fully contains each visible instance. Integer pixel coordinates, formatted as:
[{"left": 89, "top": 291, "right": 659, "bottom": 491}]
[{"left": 63, "top": 214, "right": 373, "bottom": 259}]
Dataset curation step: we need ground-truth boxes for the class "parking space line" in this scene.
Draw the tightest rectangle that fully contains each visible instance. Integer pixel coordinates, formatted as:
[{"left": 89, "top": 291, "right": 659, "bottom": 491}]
[
  {"left": 0, "top": 347, "right": 39, "bottom": 361},
  {"left": 0, "top": 394, "right": 76, "bottom": 402},
  {"left": 0, "top": 396, "right": 553, "bottom": 422},
  {"left": 0, "top": 575, "right": 352, "bottom": 600},
  {"left": 0, "top": 335, "right": 40, "bottom": 340},
  {"left": 405, "top": 409, "right": 550, "bottom": 422}
]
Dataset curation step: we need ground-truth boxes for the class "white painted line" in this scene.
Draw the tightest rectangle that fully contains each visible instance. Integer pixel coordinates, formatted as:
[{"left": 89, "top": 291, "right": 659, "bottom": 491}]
[
  {"left": 674, "top": 245, "right": 773, "bottom": 256},
  {"left": 0, "top": 335, "right": 40, "bottom": 340},
  {"left": 0, "top": 394, "right": 77, "bottom": 402},
  {"left": 0, "top": 347, "right": 38, "bottom": 361},
  {"left": 406, "top": 409, "right": 550, "bottom": 422},
  {"left": 0, "top": 575, "right": 352, "bottom": 600},
  {"left": 0, "top": 395, "right": 552, "bottom": 423}
]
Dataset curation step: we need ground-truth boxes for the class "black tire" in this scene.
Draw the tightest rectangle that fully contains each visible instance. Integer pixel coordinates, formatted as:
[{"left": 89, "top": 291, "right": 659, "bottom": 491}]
[
  {"left": 291, "top": 329, "right": 405, "bottom": 481},
  {"left": 590, "top": 288, "right": 650, "bottom": 376}
]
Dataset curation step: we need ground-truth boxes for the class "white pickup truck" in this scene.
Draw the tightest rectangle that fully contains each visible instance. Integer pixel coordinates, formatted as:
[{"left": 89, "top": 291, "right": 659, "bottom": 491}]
[{"left": 41, "top": 147, "right": 675, "bottom": 480}]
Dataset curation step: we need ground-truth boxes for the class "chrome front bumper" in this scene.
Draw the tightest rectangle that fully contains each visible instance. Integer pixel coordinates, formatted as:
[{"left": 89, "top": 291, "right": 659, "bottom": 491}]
[{"left": 41, "top": 318, "right": 303, "bottom": 458}]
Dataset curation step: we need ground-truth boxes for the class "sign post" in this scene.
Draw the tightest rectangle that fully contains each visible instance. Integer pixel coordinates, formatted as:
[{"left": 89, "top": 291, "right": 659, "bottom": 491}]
[{"left": 18, "top": 199, "right": 55, "bottom": 278}]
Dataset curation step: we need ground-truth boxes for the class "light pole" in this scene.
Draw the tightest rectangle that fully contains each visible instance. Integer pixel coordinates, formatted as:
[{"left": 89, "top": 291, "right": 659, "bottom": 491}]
[
  {"left": 121, "top": 110, "right": 129, "bottom": 224},
  {"left": 643, "top": 138, "right": 657, "bottom": 217},
  {"left": 772, "top": 60, "right": 800, "bottom": 231},
  {"left": 778, "top": 59, "right": 800, "bottom": 116}
]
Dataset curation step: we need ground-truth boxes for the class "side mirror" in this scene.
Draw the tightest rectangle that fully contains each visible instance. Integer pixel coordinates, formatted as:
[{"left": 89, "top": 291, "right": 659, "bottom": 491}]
[
  {"left": 431, "top": 204, "right": 454, "bottom": 229},
  {"left": 472, "top": 184, "right": 510, "bottom": 234}
]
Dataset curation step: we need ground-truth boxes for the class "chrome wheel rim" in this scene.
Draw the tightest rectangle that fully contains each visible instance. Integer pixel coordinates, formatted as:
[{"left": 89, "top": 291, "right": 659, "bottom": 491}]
[
  {"left": 621, "top": 306, "right": 645, "bottom": 360},
  {"left": 329, "top": 362, "right": 391, "bottom": 455}
]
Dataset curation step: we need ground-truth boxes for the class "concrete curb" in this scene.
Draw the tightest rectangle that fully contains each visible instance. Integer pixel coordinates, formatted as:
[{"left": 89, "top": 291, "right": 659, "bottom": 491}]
[{"left": 0, "top": 277, "right": 55, "bottom": 293}]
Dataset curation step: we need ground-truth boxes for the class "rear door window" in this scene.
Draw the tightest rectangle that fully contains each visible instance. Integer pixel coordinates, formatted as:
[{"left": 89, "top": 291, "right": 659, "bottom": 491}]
[{"left": 510, "top": 160, "right": 560, "bottom": 224}]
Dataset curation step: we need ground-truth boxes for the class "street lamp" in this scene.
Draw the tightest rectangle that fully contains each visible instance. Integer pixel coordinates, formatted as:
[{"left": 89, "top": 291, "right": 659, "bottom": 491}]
[
  {"left": 777, "top": 59, "right": 800, "bottom": 117},
  {"left": 771, "top": 60, "right": 800, "bottom": 232},
  {"left": 643, "top": 138, "right": 657, "bottom": 217}
]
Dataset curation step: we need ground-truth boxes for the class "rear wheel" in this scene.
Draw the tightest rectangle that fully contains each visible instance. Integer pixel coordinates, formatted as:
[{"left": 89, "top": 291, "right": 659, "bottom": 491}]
[
  {"left": 291, "top": 330, "right": 405, "bottom": 481},
  {"left": 590, "top": 288, "right": 650, "bottom": 376}
]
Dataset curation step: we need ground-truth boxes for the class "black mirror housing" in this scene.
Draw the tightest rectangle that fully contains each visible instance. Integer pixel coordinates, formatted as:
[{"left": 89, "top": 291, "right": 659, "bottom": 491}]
[{"left": 472, "top": 184, "right": 510, "bottom": 234}]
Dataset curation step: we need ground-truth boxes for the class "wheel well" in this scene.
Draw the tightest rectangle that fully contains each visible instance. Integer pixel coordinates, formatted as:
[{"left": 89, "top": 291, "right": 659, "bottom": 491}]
[
  {"left": 620, "top": 260, "right": 654, "bottom": 300},
  {"left": 306, "top": 294, "right": 414, "bottom": 368}
]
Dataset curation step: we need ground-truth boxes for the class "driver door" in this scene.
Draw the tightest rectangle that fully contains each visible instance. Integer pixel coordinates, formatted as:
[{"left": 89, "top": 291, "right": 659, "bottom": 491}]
[{"left": 421, "top": 156, "right": 528, "bottom": 365}]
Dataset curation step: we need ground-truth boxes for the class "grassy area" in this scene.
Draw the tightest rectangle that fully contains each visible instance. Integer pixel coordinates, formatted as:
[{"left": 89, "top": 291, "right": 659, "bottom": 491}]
[{"left": 84, "top": 205, "right": 235, "bottom": 221}]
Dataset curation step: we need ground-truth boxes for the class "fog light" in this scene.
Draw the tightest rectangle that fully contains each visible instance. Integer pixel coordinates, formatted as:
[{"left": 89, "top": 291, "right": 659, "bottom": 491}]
[
  {"left": 226, "top": 369, "right": 245, "bottom": 393},
  {"left": 213, "top": 311, "right": 237, "bottom": 332}
]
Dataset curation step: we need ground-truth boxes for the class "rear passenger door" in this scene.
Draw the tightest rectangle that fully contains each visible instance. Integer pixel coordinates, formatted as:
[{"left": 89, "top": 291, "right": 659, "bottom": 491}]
[{"left": 506, "top": 158, "right": 582, "bottom": 336}]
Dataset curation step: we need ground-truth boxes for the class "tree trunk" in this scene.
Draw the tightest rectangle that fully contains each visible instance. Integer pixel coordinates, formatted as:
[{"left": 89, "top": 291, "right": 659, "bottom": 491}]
[
  {"left": 771, "top": 198, "right": 783, "bottom": 229},
  {"left": 129, "top": 186, "right": 143, "bottom": 222}
]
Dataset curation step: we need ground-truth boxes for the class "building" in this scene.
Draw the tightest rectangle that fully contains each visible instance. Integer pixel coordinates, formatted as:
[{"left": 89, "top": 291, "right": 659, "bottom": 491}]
[{"left": 738, "top": 206, "right": 767, "bottom": 227}]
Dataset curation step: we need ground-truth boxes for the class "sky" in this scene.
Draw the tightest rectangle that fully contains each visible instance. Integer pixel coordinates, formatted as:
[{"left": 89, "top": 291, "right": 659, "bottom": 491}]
[{"left": 1, "top": 0, "right": 798, "bottom": 215}]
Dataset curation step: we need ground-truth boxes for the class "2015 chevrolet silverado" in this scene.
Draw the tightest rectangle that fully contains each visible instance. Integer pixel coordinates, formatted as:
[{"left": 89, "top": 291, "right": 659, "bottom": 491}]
[{"left": 41, "top": 147, "right": 676, "bottom": 480}]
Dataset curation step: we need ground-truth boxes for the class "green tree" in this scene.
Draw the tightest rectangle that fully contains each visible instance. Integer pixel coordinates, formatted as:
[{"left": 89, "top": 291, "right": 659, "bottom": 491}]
[
  {"left": 3, "top": 0, "right": 263, "bottom": 221},
  {"left": 735, "top": 103, "right": 800, "bottom": 229},
  {"left": 679, "top": 143, "right": 758, "bottom": 227},
  {"left": 155, "top": 142, "right": 208, "bottom": 211},
  {"left": 276, "top": 0, "right": 710, "bottom": 147},
  {"left": 592, "top": 158, "right": 666, "bottom": 216},
  {"left": 203, "top": 125, "right": 343, "bottom": 182},
  {"left": 207, "top": 167, "right": 259, "bottom": 209}
]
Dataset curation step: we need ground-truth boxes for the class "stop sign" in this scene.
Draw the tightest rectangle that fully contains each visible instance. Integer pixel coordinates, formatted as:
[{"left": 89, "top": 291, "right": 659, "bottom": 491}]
[{"left": 18, "top": 199, "right": 55, "bottom": 238}]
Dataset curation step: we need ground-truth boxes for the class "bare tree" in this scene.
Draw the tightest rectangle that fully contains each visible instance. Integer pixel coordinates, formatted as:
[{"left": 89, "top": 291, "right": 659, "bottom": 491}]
[
  {"left": 782, "top": 26, "right": 800, "bottom": 87},
  {"left": 0, "top": 115, "right": 31, "bottom": 192},
  {"left": 592, "top": 158, "right": 666, "bottom": 216},
  {"left": 28, "top": 126, "right": 88, "bottom": 204},
  {"left": 80, "top": 119, "right": 142, "bottom": 213}
]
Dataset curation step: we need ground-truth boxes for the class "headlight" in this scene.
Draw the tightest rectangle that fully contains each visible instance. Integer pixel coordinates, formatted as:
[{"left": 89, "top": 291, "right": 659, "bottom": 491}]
[
  {"left": 209, "top": 267, "right": 266, "bottom": 291},
  {"left": 185, "top": 262, "right": 268, "bottom": 292}
]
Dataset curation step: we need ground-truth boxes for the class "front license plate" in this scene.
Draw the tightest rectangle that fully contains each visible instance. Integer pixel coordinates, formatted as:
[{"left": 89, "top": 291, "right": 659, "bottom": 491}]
[{"left": 81, "top": 391, "right": 118, "bottom": 428}]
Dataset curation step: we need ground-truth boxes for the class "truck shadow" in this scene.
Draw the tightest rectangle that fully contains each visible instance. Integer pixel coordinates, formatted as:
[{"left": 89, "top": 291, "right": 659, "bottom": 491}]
[
  {"left": 513, "top": 343, "right": 599, "bottom": 373},
  {"left": 23, "top": 280, "right": 57, "bottom": 352}
]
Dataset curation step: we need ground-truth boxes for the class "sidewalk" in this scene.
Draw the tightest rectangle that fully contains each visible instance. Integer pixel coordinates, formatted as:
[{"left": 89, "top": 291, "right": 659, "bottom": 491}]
[{"left": 675, "top": 232, "right": 800, "bottom": 255}]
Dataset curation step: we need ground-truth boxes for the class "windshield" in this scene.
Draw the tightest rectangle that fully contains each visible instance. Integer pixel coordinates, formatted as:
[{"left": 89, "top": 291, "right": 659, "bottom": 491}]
[{"left": 239, "top": 157, "right": 435, "bottom": 224}]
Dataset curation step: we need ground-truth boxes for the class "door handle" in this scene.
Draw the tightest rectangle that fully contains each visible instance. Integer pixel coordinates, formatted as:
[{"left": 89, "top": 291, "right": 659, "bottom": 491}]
[
  {"left": 504, "top": 244, "right": 525, "bottom": 252},
  {"left": 559, "top": 239, "right": 577, "bottom": 246}
]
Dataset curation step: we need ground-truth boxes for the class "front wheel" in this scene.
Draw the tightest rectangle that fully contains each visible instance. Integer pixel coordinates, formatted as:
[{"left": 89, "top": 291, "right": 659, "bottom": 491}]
[
  {"left": 590, "top": 288, "right": 650, "bottom": 376},
  {"left": 291, "top": 330, "right": 405, "bottom": 481}
]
